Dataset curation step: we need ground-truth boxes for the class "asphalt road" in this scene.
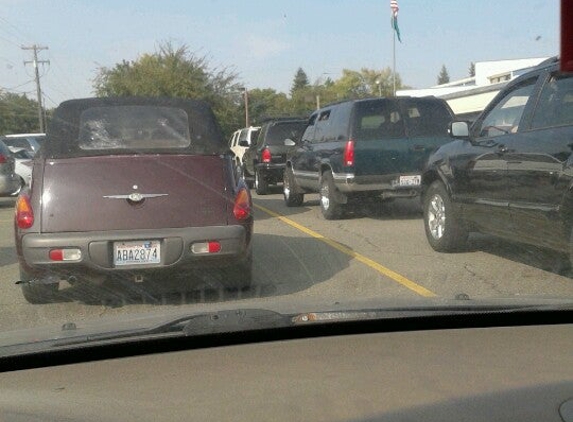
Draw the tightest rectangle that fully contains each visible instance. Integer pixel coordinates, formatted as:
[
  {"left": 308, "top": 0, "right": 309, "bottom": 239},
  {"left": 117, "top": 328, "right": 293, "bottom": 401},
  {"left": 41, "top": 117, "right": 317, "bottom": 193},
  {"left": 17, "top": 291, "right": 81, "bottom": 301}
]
[{"left": 1, "top": 190, "right": 573, "bottom": 332}]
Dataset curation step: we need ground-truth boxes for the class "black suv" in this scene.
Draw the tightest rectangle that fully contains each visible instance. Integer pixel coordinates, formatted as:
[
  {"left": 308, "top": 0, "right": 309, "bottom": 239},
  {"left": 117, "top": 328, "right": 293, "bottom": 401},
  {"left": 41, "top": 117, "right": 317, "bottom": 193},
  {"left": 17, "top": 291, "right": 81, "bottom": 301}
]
[
  {"left": 242, "top": 118, "right": 306, "bottom": 195},
  {"left": 422, "top": 57, "right": 573, "bottom": 260},
  {"left": 283, "top": 96, "right": 455, "bottom": 219}
]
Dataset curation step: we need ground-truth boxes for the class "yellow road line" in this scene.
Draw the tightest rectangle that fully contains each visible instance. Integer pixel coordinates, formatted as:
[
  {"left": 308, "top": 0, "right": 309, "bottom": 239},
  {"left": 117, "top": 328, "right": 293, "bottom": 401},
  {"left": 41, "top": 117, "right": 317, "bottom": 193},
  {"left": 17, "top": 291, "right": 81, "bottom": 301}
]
[{"left": 254, "top": 203, "right": 436, "bottom": 298}]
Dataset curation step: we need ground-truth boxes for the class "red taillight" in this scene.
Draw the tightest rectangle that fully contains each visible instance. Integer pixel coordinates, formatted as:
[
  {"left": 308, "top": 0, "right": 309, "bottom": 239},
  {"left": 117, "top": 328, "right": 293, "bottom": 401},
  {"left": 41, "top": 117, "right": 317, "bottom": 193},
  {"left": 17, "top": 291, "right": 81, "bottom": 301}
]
[
  {"left": 0, "top": 154, "right": 7, "bottom": 164},
  {"left": 343, "top": 139, "right": 355, "bottom": 167},
  {"left": 233, "top": 188, "right": 251, "bottom": 220},
  {"left": 16, "top": 194, "right": 34, "bottom": 229},
  {"left": 261, "top": 148, "right": 272, "bottom": 163},
  {"left": 208, "top": 242, "right": 222, "bottom": 253}
]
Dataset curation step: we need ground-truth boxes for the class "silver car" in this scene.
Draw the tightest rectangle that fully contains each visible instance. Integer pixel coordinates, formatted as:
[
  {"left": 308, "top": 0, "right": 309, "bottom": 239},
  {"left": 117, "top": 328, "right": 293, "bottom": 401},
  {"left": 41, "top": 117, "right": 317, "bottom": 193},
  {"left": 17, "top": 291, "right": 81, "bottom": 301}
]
[{"left": 0, "top": 141, "right": 21, "bottom": 196}]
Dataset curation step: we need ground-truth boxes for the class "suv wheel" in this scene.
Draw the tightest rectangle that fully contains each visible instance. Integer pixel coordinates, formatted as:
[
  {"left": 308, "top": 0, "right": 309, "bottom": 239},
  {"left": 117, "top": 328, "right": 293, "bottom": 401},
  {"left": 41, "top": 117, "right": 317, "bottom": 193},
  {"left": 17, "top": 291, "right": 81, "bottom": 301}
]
[
  {"left": 320, "top": 171, "right": 344, "bottom": 220},
  {"left": 19, "top": 266, "right": 59, "bottom": 304},
  {"left": 283, "top": 167, "right": 304, "bottom": 207},
  {"left": 255, "top": 169, "right": 269, "bottom": 195},
  {"left": 423, "top": 181, "right": 468, "bottom": 251}
]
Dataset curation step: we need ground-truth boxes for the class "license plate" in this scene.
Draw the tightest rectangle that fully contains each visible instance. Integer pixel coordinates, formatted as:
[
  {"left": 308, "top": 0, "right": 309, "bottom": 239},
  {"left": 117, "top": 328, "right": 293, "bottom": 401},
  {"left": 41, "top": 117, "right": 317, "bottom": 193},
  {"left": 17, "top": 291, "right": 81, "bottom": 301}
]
[
  {"left": 114, "top": 240, "right": 160, "bottom": 266},
  {"left": 399, "top": 175, "right": 421, "bottom": 187}
]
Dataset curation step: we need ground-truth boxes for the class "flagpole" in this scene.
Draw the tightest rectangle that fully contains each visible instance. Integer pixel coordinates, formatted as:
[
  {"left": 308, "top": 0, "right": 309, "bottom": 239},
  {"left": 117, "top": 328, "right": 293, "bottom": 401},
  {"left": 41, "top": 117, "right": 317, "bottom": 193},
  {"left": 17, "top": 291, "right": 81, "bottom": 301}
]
[{"left": 392, "top": 28, "right": 396, "bottom": 96}]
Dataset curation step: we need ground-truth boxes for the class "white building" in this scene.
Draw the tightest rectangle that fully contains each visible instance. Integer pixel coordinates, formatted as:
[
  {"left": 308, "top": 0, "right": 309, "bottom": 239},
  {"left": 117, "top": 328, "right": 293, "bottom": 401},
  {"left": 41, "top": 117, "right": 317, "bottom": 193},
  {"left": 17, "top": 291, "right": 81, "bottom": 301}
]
[{"left": 397, "top": 57, "right": 550, "bottom": 120}]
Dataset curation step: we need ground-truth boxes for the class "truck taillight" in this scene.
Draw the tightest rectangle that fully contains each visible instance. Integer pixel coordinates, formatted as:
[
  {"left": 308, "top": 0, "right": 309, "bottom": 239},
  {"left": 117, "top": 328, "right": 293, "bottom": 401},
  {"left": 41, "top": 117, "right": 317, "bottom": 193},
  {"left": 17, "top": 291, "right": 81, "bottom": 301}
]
[
  {"left": 343, "top": 139, "right": 355, "bottom": 167},
  {"left": 233, "top": 188, "right": 251, "bottom": 220},
  {"left": 16, "top": 194, "right": 34, "bottom": 229},
  {"left": 0, "top": 154, "right": 7, "bottom": 164},
  {"left": 261, "top": 148, "right": 272, "bottom": 163}
]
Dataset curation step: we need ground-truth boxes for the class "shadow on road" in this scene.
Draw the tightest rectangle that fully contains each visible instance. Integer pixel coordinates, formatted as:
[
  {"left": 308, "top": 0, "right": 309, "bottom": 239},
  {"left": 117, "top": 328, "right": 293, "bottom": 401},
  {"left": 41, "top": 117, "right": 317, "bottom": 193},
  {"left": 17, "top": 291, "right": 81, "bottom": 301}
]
[
  {"left": 46, "top": 232, "right": 352, "bottom": 307},
  {"left": 467, "top": 233, "right": 572, "bottom": 277}
]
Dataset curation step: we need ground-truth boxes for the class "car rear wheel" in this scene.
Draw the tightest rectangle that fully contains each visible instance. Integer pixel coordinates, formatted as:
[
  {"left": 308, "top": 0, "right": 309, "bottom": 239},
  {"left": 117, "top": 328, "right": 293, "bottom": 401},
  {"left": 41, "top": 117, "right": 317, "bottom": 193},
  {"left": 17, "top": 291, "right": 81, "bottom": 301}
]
[
  {"left": 283, "top": 167, "right": 304, "bottom": 207},
  {"left": 423, "top": 181, "right": 468, "bottom": 252},
  {"left": 255, "top": 169, "right": 269, "bottom": 195},
  {"left": 320, "top": 171, "right": 345, "bottom": 220},
  {"left": 19, "top": 267, "right": 59, "bottom": 304}
]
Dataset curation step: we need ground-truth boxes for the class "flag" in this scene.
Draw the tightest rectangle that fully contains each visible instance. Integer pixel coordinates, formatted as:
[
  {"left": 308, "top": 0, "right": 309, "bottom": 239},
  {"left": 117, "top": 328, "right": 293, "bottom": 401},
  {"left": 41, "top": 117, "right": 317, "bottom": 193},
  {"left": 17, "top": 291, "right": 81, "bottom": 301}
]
[{"left": 390, "top": 0, "right": 402, "bottom": 43}]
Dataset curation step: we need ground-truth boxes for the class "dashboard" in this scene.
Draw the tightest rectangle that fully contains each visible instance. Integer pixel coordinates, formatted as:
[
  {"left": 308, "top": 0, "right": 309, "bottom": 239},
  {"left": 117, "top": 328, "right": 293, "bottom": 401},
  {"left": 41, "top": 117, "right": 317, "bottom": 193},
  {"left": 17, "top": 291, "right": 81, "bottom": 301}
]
[{"left": 0, "top": 320, "right": 572, "bottom": 421}]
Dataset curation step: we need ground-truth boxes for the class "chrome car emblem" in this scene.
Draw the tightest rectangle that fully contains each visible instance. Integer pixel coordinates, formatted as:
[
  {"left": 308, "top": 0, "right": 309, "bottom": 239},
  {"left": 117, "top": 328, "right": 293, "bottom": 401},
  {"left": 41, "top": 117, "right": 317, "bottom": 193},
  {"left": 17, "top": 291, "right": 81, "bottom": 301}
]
[{"left": 103, "top": 193, "right": 168, "bottom": 202}]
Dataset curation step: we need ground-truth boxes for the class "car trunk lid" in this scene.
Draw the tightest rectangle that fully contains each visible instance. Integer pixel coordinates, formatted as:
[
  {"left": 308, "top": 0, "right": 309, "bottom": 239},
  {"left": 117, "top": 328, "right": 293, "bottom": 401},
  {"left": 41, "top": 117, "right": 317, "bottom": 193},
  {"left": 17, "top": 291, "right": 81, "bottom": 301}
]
[{"left": 40, "top": 155, "right": 229, "bottom": 233}]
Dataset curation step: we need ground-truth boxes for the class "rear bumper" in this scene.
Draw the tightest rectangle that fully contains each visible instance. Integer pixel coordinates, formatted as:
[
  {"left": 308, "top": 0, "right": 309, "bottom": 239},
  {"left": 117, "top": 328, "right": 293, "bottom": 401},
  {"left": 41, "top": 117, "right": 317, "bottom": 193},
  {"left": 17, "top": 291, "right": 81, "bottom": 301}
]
[
  {"left": 333, "top": 172, "right": 421, "bottom": 198},
  {"left": 20, "top": 225, "right": 251, "bottom": 275}
]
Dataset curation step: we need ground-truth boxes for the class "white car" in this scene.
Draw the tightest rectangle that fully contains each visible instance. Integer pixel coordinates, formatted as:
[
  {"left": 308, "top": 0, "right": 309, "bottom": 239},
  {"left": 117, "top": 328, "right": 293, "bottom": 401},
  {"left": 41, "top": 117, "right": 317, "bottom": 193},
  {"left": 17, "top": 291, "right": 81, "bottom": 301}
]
[
  {"left": 8, "top": 146, "right": 33, "bottom": 190},
  {"left": 228, "top": 126, "right": 260, "bottom": 165},
  {"left": 1, "top": 133, "right": 45, "bottom": 156}
]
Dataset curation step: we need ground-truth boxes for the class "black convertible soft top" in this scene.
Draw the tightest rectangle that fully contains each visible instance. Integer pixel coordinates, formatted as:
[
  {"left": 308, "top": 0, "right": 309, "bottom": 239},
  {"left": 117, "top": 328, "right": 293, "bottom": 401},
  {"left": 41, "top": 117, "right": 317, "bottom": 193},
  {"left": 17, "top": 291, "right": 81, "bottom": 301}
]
[{"left": 42, "top": 97, "right": 226, "bottom": 158}]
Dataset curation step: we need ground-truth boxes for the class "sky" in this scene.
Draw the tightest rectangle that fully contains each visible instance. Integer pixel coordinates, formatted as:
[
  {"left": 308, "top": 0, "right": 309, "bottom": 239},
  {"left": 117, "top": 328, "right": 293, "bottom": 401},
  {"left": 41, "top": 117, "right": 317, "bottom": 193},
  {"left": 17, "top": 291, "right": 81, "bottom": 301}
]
[{"left": 0, "top": 0, "right": 559, "bottom": 108}]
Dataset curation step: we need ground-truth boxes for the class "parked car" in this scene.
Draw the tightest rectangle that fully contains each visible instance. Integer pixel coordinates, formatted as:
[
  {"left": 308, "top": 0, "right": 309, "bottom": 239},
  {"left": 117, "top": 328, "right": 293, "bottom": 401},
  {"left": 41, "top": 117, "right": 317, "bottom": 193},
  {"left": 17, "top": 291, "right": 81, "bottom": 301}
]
[
  {"left": 8, "top": 146, "right": 33, "bottom": 189},
  {"left": 14, "top": 97, "right": 253, "bottom": 304},
  {"left": 421, "top": 57, "right": 573, "bottom": 259},
  {"left": 283, "top": 96, "right": 455, "bottom": 219},
  {"left": 0, "top": 140, "right": 21, "bottom": 196},
  {"left": 0, "top": 133, "right": 45, "bottom": 156},
  {"left": 228, "top": 126, "right": 260, "bottom": 167},
  {"left": 242, "top": 118, "right": 306, "bottom": 194}
]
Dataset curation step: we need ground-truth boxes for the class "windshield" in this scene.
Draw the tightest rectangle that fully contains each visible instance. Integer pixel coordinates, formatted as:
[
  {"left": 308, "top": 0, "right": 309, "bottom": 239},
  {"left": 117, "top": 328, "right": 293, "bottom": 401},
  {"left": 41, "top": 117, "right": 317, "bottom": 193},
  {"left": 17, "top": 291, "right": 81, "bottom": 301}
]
[{"left": 0, "top": 1, "right": 568, "bottom": 355}]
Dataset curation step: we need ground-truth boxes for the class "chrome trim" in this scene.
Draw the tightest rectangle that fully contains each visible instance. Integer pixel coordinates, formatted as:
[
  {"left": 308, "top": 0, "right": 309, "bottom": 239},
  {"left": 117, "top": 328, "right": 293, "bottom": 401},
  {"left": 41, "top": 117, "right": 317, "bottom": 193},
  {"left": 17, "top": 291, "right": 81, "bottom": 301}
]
[{"left": 103, "top": 193, "right": 168, "bottom": 202}]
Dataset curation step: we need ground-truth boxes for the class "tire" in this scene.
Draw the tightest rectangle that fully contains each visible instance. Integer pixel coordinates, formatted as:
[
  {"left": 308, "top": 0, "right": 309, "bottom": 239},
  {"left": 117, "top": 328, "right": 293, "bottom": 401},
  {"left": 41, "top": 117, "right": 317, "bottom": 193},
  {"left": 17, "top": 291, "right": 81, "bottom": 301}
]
[
  {"left": 10, "top": 177, "right": 25, "bottom": 196},
  {"left": 423, "top": 181, "right": 468, "bottom": 252},
  {"left": 19, "top": 266, "right": 59, "bottom": 304},
  {"left": 283, "top": 167, "right": 304, "bottom": 207},
  {"left": 319, "top": 171, "right": 344, "bottom": 220},
  {"left": 255, "top": 169, "right": 269, "bottom": 195}
]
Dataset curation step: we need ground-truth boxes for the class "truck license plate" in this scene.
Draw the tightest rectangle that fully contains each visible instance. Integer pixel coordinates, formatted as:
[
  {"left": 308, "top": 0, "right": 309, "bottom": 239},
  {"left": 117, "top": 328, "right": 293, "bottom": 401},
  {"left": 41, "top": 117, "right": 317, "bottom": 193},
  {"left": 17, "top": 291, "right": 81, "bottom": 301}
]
[{"left": 399, "top": 175, "right": 421, "bottom": 187}]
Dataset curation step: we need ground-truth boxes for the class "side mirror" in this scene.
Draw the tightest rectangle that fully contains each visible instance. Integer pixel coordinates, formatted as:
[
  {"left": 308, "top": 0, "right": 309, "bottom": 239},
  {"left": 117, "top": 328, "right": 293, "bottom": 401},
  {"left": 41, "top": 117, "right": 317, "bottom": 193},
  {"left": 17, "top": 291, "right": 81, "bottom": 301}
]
[
  {"left": 450, "top": 121, "right": 470, "bottom": 138},
  {"left": 284, "top": 138, "right": 296, "bottom": 147}
]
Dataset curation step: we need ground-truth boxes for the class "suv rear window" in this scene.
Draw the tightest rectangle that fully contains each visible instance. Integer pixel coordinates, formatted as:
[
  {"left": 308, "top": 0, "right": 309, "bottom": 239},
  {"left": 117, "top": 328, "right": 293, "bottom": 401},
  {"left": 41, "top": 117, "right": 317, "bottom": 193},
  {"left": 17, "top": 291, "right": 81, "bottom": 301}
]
[
  {"left": 265, "top": 121, "right": 305, "bottom": 145},
  {"left": 354, "top": 101, "right": 405, "bottom": 140},
  {"left": 78, "top": 106, "right": 191, "bottom": 150},
  {"left": 404, "top": 99, "right": 453, "bottom": 137}
]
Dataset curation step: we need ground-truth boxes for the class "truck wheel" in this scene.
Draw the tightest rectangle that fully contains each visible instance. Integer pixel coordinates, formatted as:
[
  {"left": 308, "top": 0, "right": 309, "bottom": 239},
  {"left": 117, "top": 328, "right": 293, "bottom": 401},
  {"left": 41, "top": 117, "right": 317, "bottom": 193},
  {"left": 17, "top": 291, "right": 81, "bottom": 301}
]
[
  {"left": 423, "top": 181, "right": 468, "bottom": 252},
  {"left": 320, "top": 171, "right": 344, "bottom": 220},
  {"left": 283, "top": 167, "right": 304, "bottom": 207},
  {"left": 255, "top": 169, "right": 269, "bottom": 195}
]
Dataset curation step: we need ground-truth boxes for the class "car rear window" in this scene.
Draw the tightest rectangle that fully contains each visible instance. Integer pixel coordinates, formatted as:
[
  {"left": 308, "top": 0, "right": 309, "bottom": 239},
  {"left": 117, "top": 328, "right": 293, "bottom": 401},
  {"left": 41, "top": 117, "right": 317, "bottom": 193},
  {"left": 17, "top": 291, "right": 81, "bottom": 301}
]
[
  {"left": 42, "top": 97, "right": 227, "bottom": 158},
  {"left": 78, "top": 106, "right": 191, "bottom": 150},
  {"left": 265, "top": 121, "right": 305, "bottom": 145}
]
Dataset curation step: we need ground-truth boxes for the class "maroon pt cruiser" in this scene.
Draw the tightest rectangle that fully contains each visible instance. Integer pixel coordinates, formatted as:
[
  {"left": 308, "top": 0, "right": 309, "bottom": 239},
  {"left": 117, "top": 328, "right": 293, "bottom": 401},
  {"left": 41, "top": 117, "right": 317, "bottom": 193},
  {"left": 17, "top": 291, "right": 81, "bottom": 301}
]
[{"left": 14, "top": 97, "right": 253, "bottom": 304}]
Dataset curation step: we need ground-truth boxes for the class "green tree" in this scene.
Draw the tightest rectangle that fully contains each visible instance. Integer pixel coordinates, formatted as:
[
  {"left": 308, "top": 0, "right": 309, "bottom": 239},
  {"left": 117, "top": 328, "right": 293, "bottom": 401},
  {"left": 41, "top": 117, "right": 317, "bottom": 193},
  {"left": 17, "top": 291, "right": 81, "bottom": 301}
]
[
  {"left": 329, "top": 67, "right": 404, "bottom": 101},
  {"left": 246, "top": 88, "right": 290, "bottom": 124},
  {"left": 290, "top": 68, "right": 309, "bottom": 97},
  {"left": 0, "top": 92, "right": 42, "bottom": 134},
  {"left": 93, "top": 42, "right": 242, "bottom": 136},
  {"left": 437, "top": 65, "right": 450, "bottom": 85}
]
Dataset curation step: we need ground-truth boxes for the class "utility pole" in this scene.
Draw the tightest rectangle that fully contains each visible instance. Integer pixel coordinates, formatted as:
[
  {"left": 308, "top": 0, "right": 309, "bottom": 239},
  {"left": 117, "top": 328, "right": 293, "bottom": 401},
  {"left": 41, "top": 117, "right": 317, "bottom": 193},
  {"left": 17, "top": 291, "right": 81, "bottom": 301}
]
[
  {"left": 242, "top": 88, "right": 249, "bottom": 127},
  {"left": 22, "top": 45, "right": 49, "bottom": 132}
]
